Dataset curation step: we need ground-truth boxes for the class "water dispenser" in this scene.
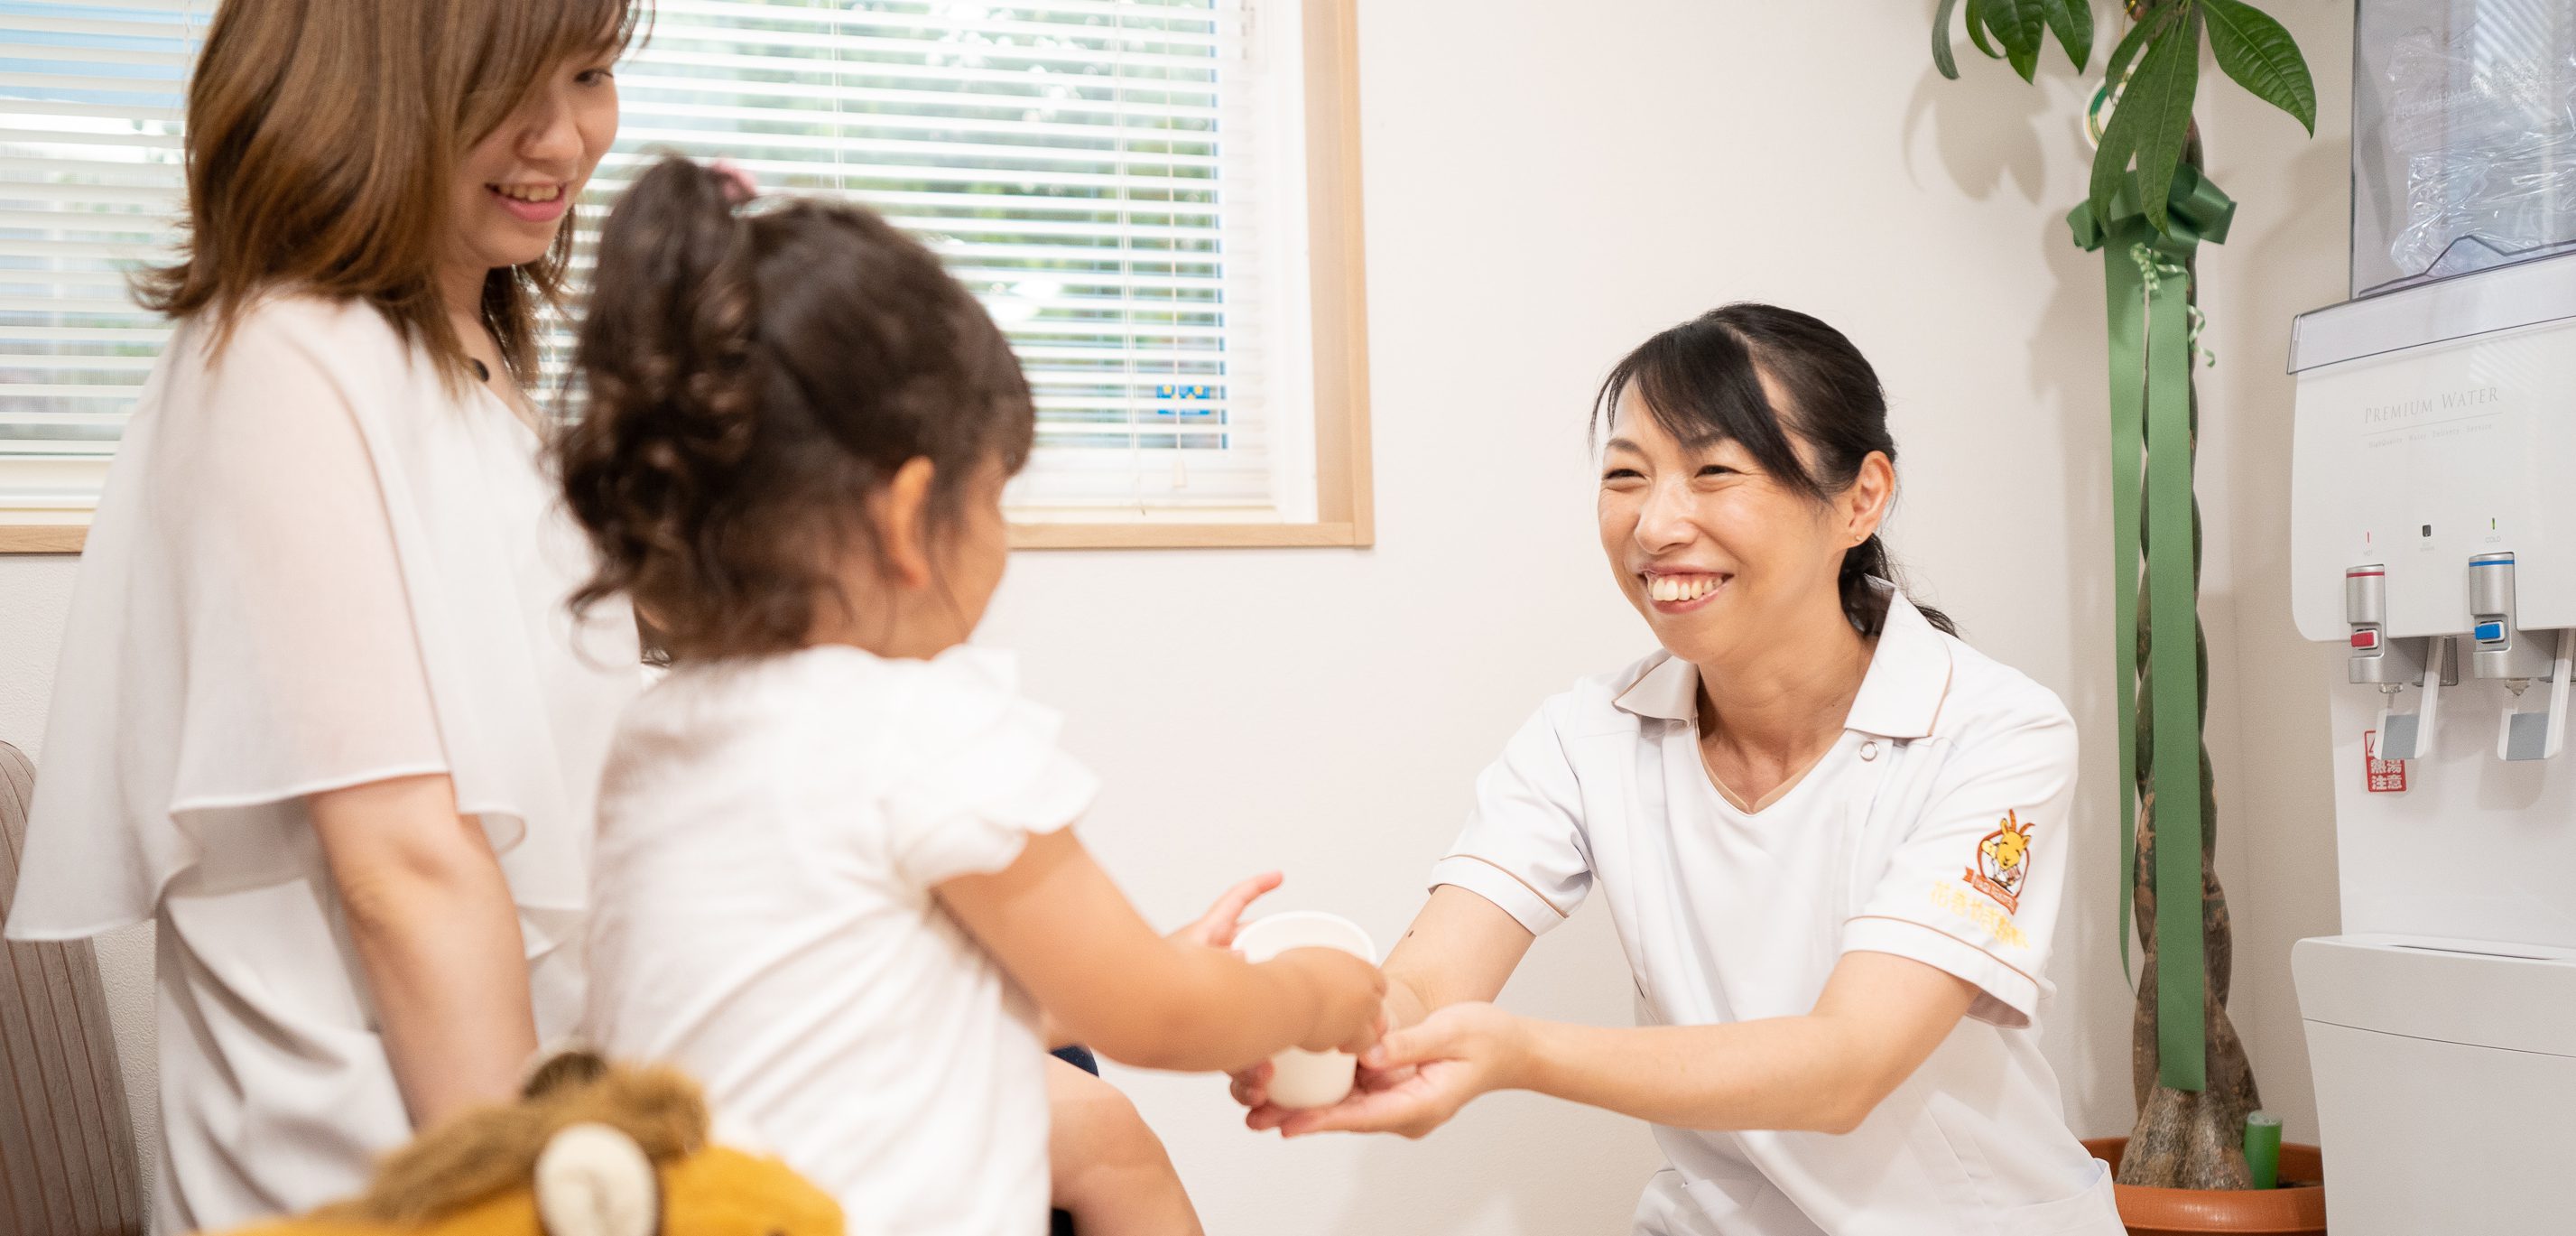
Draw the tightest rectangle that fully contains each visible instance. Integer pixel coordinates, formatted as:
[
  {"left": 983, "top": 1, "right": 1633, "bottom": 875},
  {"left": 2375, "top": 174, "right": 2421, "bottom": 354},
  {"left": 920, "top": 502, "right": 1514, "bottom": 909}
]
[{"left": 2287, "top": 5, "right": 2576, "bottom": 1231}]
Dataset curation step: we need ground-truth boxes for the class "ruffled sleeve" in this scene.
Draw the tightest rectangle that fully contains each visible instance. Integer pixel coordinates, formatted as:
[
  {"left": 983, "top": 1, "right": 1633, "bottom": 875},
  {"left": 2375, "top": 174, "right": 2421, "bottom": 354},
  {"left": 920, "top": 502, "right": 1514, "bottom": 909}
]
[
  {"left": 158, "top": 310, "right": 450, "bottom": 824},
  {"left": 7, "top": 297, "right": 638, "bottom": 943},
  {"left": 6, "top": 308, "right": 446, "bottom": 940},
  {"left": 875, "top": 648, "right": 1098, "bottom": 888}
]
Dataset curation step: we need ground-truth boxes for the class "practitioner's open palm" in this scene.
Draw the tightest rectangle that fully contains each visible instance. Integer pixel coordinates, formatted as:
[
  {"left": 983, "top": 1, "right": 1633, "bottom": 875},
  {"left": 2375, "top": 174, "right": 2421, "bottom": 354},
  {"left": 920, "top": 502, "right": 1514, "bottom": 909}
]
[
  {"left": 1268, "top": 1002, "right": 1524, "bottom": 1140},
  {"left": 1231, "top": 988, "right": 1407, "bottom": 1130}
]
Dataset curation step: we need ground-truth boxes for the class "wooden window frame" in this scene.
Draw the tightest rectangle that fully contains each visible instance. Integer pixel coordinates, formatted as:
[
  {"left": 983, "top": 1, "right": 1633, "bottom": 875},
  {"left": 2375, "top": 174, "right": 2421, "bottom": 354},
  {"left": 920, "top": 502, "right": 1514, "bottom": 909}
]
[
  {"left": 0, "top": 525, "right": 81, "bottom": 553},
  {"left": 0, "top": 0, "right": 1371, "bottom": 557}
]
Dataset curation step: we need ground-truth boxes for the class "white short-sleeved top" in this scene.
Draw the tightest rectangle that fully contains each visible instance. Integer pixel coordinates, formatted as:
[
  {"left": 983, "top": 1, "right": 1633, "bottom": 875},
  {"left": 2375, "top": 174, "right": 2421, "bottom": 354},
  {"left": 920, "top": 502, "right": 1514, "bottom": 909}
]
[
  {"left": 1432, "top": 590, "right": 2121, "bottom": 1236},
  {"left": 4, "top": 296, "right": 642, "bottom": 1231},
  {"left": 581, "top": 643, "right": 1096, "bottom": 1236}
]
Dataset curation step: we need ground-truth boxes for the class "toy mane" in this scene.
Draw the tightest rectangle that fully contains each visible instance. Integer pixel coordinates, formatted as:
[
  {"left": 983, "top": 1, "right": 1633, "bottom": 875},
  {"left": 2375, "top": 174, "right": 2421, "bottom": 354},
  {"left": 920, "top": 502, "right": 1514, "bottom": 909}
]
[{"left": 316, "top": 1054, "right": 709, "bottom": 1227}]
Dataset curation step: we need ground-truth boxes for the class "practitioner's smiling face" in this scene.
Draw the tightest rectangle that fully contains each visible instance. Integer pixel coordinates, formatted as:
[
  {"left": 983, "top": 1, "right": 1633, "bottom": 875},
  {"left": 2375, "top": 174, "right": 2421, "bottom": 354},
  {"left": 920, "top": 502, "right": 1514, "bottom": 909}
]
[
  {"left": 451, "top": 47, "right": 621, "bottom": 276},
  {"left": 1597, "top": 385, "right": 1877, "bottom": 666}
]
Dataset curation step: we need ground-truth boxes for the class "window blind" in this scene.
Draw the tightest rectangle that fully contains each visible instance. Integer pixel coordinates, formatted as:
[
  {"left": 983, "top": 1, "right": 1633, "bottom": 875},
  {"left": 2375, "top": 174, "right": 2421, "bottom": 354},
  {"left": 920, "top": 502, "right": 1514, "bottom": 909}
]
[
  {"left": 0, "top": 0, "right": 1303, "bottom": 525},
  {"left": 0, "top": 0, "right": 199, "bottom": 525},
  {"left": 599, "top": 0, "right": 1294, "bottom": 517}
]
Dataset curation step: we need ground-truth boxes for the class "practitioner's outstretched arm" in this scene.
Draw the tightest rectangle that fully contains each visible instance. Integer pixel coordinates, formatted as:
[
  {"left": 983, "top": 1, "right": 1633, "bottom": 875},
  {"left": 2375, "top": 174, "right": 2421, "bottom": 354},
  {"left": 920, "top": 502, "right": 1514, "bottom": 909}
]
[{"left": 1274, "top": 951, "right": 1977, "bottom": 1140}]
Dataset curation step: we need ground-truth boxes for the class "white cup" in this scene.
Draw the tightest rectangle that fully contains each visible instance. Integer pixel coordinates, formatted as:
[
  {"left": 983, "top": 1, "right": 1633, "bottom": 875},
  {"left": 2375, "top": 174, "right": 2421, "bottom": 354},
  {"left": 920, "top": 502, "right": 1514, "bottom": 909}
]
[{"left": 1233, "top": 911, "right": 1377, "bottom": 1111}]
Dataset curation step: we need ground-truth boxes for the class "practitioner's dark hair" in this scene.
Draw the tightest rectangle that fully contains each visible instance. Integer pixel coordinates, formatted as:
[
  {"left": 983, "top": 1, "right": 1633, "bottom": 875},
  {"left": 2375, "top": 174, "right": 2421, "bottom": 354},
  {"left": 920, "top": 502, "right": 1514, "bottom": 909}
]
[{"left": 1593, "top": 303, "right": 1954, "bottom": 637}]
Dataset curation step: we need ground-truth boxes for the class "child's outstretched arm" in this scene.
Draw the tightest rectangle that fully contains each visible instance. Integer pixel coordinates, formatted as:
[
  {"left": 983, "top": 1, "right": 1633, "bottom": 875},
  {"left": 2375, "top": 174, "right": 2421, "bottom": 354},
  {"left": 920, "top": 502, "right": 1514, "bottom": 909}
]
[
  {"left": 1041, "top": 870, "right": 1283, "bottom": 1049},
  {"left": 941, "top": 830, "right": 1385, "bottom": 1073}
]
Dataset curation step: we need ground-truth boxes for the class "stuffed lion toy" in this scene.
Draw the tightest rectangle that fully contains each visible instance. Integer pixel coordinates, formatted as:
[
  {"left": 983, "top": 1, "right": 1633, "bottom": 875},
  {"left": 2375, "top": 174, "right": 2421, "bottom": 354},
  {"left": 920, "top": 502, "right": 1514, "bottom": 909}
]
[{"left": 218, "top": 1053, "right": 843, "bottom": 1236}]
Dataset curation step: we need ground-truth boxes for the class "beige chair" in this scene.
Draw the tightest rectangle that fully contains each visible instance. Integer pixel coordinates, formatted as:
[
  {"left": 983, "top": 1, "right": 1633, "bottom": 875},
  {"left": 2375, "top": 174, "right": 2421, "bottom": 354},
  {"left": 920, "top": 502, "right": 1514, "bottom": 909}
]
[{"left": 0, "top": 741, "right": 144, "bottom": 1236}]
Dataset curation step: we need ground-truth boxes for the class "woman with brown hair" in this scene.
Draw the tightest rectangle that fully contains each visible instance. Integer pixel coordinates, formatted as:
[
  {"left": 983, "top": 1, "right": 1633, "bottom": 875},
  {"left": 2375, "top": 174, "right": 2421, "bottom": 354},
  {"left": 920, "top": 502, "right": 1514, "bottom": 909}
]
[{"left": 2, "top": 2, "right": 644, "bottom": 1228}]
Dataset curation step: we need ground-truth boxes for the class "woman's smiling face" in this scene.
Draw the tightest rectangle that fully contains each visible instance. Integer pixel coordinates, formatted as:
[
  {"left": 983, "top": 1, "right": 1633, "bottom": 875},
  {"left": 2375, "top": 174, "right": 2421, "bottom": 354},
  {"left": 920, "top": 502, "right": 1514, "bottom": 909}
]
[
  {"left": 1597, "top": 384, "right": 1888, "bottom": 666},
  {"left": 450, "top": 46, "right": 621, "bottom": 277}
]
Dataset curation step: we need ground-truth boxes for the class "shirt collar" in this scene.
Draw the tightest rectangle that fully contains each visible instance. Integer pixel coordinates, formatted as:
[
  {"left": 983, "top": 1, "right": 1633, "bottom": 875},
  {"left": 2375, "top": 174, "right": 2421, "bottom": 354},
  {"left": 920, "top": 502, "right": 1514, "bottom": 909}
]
[
  {"left": 1844, "top": 588, "right": 1954, "bottom": 739},
  {"left": 1610, "top": 584, "right": 1955, "bottom": 739}
]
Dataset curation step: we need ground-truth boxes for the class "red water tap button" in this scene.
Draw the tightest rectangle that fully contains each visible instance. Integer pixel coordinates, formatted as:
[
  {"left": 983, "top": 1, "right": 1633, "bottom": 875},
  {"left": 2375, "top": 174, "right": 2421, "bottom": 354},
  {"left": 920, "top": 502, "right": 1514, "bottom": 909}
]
[{"left": 2350, "top": 630, "right": 2380, "bottom": 651}]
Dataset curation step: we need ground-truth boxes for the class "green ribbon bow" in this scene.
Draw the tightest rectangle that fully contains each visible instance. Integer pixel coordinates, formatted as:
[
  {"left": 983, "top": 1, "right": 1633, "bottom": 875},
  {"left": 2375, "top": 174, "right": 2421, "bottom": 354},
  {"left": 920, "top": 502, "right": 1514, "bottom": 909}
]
[{"left": 2069, "top": 163, "right": 2235, "bottom": 1094}]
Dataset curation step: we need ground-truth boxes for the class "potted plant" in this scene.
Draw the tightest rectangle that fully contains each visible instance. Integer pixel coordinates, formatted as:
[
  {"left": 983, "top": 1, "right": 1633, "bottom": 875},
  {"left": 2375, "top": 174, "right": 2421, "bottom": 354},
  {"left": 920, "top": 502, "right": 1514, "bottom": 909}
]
[{"left": 1929, "top": 3, "right": 2325, "bottom": 1231}]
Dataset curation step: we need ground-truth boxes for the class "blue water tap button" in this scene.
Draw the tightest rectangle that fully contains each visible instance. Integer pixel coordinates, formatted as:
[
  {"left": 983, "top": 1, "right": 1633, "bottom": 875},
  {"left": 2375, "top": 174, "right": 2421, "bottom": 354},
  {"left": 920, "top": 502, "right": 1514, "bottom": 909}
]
[{"left": 2475, "top": 621, "right": 2507, "bottom": 643}]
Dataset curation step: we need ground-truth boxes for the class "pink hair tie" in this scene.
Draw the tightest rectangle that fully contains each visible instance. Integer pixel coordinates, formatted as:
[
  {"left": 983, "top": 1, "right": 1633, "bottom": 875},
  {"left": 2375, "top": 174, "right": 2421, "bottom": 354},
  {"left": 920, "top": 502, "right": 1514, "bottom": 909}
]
[{"left": 709, "top": 159, "right": 757, "bottom": 206}]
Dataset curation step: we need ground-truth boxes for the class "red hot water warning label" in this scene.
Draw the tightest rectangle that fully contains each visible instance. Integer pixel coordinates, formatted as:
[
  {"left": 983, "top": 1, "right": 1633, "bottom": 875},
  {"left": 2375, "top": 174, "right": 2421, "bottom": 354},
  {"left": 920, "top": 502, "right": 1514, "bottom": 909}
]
[{"left": 2364, "top": 730, "right": 2407, "bottom": 794}]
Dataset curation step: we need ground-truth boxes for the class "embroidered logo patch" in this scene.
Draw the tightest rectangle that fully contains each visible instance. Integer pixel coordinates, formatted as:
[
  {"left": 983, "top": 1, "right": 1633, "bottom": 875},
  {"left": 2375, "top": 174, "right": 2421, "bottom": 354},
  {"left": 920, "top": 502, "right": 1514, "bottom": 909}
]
[{"left": 1964, "top": 811, "right": 2035, "bottom": 915}]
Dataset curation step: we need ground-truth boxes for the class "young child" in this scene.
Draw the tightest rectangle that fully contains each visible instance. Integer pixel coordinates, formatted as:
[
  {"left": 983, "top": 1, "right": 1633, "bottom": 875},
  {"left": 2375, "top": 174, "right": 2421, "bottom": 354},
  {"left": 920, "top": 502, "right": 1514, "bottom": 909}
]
[{"left": 557, "top": 158, "right": 1384, "bottom": 1235}]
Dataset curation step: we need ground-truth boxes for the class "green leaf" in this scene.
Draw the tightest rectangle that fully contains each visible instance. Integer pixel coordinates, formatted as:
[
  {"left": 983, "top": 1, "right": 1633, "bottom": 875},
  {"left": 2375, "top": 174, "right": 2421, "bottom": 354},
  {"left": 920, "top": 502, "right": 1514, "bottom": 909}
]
[
  {"left": 1987, "top": 0, "right": 2050, "bottom": 80},
  {"left": 1965, "top": 0, "right": 2004, "bottom": 59},
  {"left": 2201, "top": 0, "right": 2317, "bottom": 133},
  {"left": 2101, "top": 7, "right": 2168, "bottom": 90},
  {"left": 2087, "top": 8, "right": 2184, "bottom": 230},
  {"left": 1933, "top": 0, "right": 1962, "bottom": 79},
  {"left": 2130, "top": 7, "right": 2204, "bottom": 231},
  {"left": 2090, "top": 57, "right": 2145, "bottom": 228},
  {"left": 2043, "top": 0, "right": 2094, "bottom": 70}
]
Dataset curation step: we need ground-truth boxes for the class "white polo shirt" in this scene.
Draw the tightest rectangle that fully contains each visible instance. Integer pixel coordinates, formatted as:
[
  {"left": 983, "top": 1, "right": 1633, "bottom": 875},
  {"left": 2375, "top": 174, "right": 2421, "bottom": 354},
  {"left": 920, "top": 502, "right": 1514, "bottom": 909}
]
[{"left": 1432, "top": 590, "right": 2120, "bottom": 1236}]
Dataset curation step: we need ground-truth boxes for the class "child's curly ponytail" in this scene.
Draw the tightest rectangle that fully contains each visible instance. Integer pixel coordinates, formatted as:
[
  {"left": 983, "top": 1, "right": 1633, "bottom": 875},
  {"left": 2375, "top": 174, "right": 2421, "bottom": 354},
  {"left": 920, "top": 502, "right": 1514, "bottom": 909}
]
[{"left": 556, "top": 156, "right": 1035, "bottom": 661}]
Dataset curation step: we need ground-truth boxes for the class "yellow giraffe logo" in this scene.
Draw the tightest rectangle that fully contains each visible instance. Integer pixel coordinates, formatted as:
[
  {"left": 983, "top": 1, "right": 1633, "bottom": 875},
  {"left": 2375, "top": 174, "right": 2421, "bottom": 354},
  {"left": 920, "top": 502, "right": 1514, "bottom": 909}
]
[{"left": 1965, "top": 811, "right": 2036, "bottom": 914}]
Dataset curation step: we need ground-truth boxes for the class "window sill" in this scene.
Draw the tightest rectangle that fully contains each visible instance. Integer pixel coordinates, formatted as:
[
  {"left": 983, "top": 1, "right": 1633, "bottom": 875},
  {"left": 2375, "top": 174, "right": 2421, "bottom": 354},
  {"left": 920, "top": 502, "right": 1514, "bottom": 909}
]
[
  {"left": 1008, "top": 521, "right": 1370, "bottom": 550},
  {"left": 0, "top": 525, "right": 84, "bottom": 554},
  {"left": 2, "top": 520, "right": 1376, "bottom": 556}
]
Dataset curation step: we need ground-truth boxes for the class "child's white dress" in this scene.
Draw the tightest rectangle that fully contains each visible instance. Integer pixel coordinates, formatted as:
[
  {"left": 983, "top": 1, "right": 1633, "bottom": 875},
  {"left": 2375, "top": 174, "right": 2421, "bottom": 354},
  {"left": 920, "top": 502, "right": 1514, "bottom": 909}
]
[{"left": 582, "top": 643, "right": 1096, "bottom": 1235}]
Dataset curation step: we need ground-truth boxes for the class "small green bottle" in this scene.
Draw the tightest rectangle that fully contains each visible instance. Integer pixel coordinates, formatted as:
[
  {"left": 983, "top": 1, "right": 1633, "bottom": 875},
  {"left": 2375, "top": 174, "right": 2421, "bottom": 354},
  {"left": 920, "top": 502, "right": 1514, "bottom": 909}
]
[{"left": 2243, "top": 1111, "right": 2283, "bottom": 1189}]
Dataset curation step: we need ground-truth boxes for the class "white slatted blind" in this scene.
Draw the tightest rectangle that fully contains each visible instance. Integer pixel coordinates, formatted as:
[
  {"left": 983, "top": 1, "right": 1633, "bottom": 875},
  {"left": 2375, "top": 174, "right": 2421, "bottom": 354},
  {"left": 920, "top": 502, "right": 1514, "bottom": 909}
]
[
  {"left": 0, "top": 0, "right": 201, "bottom": 525},
  {"left": 0, "top": 0, "right": 1311, "bottom": 525}
]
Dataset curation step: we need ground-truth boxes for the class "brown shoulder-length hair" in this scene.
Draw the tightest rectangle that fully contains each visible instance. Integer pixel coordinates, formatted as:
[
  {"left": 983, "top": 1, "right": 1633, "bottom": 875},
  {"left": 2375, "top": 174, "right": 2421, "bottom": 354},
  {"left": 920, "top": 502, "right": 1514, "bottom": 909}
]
[{"left": 134, "top": 0, "right": 645, "bottom": 386}]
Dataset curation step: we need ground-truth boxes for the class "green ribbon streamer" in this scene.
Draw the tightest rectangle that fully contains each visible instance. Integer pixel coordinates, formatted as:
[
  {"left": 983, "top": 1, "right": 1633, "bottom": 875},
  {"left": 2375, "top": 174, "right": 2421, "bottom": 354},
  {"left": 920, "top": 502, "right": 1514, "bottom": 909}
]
[
  {"left": 2069, "top": 163, "right": 2234, "bottom": 1094},
  {"left": 2142, "top": 242, "right": 2205, "bottom": 1093}
]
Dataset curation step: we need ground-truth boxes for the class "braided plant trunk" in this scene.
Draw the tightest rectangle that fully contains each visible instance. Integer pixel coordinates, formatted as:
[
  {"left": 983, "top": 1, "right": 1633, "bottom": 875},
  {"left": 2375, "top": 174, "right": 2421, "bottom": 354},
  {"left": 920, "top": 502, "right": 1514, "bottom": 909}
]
[{"left": 2116, "top": 121, "right": 2262, "bottom": 1192}]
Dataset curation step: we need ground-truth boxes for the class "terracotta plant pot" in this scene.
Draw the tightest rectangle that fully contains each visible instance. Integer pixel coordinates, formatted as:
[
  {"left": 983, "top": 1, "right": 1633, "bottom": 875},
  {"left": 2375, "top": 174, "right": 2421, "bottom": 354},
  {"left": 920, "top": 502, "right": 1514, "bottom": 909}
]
[{"left": 2082, "top": 1138, "right": 2327, "bottom": 1236}]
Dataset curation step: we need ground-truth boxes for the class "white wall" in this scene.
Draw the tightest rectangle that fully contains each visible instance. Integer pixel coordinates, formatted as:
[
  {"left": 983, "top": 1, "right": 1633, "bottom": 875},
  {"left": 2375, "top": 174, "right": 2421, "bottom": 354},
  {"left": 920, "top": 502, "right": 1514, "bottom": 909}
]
[{"left": 0, "top": 1, "right": 2370, "bottom": 1229}]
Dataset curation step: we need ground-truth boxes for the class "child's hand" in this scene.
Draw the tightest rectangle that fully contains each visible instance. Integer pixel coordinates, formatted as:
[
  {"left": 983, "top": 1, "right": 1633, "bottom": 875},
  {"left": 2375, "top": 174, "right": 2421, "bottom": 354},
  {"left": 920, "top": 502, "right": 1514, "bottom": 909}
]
[
  {"left": 1171, "top": 871, "right": 1283, "bottom": 950},
  {"left": 1271, "top": 947, "right": 1387, "bottom": 1055},
  {"left": 1233, "top": 990, "right": 1410, "bottom": 1129}
]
